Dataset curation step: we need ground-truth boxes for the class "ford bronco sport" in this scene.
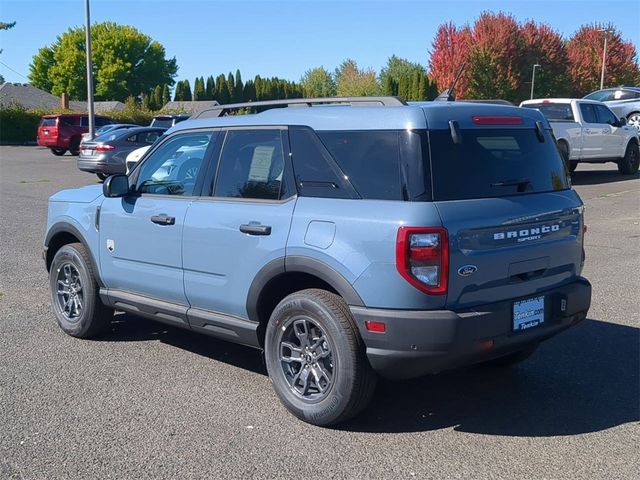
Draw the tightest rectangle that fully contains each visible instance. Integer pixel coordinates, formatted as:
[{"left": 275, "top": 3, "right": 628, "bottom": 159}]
[{"left": 44, "top": 97, "right": 591, "bottom": 426}]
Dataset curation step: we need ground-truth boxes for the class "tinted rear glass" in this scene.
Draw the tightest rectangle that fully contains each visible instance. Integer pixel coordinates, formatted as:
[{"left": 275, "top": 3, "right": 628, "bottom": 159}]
[
  {"left": 40, "top": 118, "right": 56, "bottom": 127},
  {"left": 522, "top": 103, "right": 574, "bottom": 122},
  {"left": 151, "top": 119, "right": 173, "bottom": 128},
  {"left": 317, "top": 131, "right": 402, "bottom": 200},
  {"left": 428, "top": 128, "right": 570, "bottom": 201}
]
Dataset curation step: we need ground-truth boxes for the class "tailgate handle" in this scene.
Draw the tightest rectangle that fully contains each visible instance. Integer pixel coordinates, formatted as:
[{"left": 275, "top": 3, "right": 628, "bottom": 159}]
[{"left": 511, "top": 268, "right": 546, "bottom": 282}]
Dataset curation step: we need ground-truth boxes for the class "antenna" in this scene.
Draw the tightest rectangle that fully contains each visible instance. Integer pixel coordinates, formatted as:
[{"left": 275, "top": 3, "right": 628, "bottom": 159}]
[{"left": 434, "top": 61, "right": 467, "bottom": 102}]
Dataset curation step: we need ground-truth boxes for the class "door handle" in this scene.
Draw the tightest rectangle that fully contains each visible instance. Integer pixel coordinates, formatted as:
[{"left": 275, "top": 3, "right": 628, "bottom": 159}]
[
  {"left": 239, "top": 224, "right": 271, "bottom": 235},
  {"left": 150, "top": 214, "right": 175, "bottom": 225}
]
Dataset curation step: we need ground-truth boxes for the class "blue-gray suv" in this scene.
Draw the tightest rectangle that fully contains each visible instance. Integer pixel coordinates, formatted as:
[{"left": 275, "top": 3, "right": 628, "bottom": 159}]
[{"left": 44, "top": 97, "right": 592, "bottom": 426}]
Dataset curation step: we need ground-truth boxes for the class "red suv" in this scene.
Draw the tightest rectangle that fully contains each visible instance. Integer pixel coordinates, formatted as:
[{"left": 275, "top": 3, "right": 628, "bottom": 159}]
[{"left": 37, "top": 114, "right": 112, "bottom": 156}]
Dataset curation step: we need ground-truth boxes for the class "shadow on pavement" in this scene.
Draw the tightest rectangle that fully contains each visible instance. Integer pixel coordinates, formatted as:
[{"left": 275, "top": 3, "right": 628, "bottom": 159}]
[
  {"left": 344, "top": 318, "right": 639, "bottom": 436},
  {"left": 101, "top": 312, "right": 267, "bottom": 375},
  {"left": 99, "top": 314, "right": 639, "bottom": 436},
  {"left": 570, "top": 168, "right": 639, "bottom": 186}
]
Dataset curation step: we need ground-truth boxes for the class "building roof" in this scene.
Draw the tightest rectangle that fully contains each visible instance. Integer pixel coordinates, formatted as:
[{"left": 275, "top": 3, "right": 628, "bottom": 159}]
[
  {"left": 0, "top": 83, "right": 63, "bottom": 110},
  {"left": 0, "top": 83, "right": 126, "bottom": 113},
  {"left": 162, "top": 100, "right": 220, "bottom": 114}
]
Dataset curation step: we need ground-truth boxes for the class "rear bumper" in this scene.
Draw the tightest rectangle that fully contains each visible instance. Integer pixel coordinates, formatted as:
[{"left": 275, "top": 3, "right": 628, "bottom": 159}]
[
  {"left": 37, "top": 138, "right": 67, "bottom": 148},
  {"left": 77, "top": 158, "right": 124, "bottom": 175},
  {"left": 351, "top": 277, "right": 591, "bottom": 379}
]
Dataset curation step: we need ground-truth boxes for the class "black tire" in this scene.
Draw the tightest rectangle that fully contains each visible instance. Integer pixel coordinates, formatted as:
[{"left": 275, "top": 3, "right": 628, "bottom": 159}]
[
  {"left": 49, "top": 243, "right": 112, "bottom": 338},
  {"left": 96, "top": 172, "right": 109, "bottom": 181},
  {"left": 557, "top": 141, "right": 576, "bottom": 172},
  {"left": 69, "top": 138, "right": 81, "bottom": 156},
  {"left": 264, "top": 289, "right": 376, "bottom": 426},
  {"left": 481, "top": 344, "right": 538, "bottom": 367},
  {"left": 51, "top": 148, "right": 67, "bottom": 156},
  {"left": 617, "top": 141, "right": 640, "bottom": 175}
]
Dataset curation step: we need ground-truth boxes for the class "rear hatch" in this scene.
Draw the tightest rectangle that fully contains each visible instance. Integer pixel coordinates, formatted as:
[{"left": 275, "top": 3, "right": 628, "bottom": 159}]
[
  {"left": 37, "top": 117, "right": 59, "bottom": 145},
  {"left": 425, "top": 114, "right": 584, "bottom": 310}
]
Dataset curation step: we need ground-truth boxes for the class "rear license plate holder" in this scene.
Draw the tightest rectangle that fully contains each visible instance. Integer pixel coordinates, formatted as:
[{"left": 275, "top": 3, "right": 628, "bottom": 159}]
[{"left": 513, "top": 296, "right": 545, "bottom": 332}]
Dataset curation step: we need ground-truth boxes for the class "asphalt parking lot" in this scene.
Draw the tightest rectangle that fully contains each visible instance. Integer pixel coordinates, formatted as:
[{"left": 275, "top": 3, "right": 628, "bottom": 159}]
[{"left": 1, "top": 146, "right": 638, "bottom": 480}]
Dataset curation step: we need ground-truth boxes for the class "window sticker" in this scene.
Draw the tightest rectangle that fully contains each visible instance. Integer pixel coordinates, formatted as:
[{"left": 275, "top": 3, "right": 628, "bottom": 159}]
[{"left": 248, "top": 146, "right": 275, "bottom": 182}]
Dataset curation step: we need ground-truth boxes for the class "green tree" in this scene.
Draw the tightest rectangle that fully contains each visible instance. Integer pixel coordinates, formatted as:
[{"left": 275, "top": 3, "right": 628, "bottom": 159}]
[
  {"left": 0, "top": 20, "right": 16, "bottom": 59},
  {"left": 162, "top": 84, "right": 170, "bottom": 106},
  {"left": 226, "top": 72, "right": 236, "bottom": 103},
  {"left": 181, "top": 79, "right": 192, "bottom": 101},
  {"left": 300, "top": 66, "right": 336, "bottom": 97},
  {"left": 193, "top": 76, "right": 206, "bottom": 101},
  {"left": 205, "top": 75, "right": 215, "bottom": 100},
  {"left": 28, "top": 21, "right": 177, "bottom": 101},
  {"left": 379, "top": 55, "right": 430, "bottom": 100},
  {"left": 142, "top": 92, "right": 153, "bottom": 111},
  {"left": 216, "top": 74, "right": 229, "bottom": 104},
  {"left": 153, "top": 84, "right": 163, "bottom": 110},
  {"left": 335, "top": 59, "right": 382, "bottom": 96},
  {"left": 235, "top": 69, "right": 244, "bottom": 102}
]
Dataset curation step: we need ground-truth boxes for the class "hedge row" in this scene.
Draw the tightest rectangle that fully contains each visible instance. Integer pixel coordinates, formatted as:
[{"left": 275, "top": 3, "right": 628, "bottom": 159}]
[{"left": 0, "top": 105, "right": 158, "bottom": 144}]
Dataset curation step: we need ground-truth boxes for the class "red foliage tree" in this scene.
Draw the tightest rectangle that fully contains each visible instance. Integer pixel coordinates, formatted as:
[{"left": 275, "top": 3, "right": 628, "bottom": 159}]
[
  {"left": 566, "top": 23, "right": 640, "bottom": 96},
  {"left": 465, "top": 12, "right": 526, "bottom": 102},
  {"left": 428, "top": 22, "right": 472, "bottom": 98},
  {"left": 521, "top": 21, "right": 569, "bottom": 99}
]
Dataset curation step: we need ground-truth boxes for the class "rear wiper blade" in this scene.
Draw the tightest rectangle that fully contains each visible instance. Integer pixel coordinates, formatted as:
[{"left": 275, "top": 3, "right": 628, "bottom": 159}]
[{"left": 490, "top": 178, "right": 531, "bottom": 188}]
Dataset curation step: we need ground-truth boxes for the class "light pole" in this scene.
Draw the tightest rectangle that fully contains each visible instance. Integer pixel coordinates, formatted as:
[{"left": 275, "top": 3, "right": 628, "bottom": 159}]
[
  {"left": 84, "top": 0, "right": 95, "bottom": 140},
  {"left": 530, "top": 64, "right": 541, "bottom": 99},
  {"left": 599, "top": 28, "right": 613, "bottom": 90}
]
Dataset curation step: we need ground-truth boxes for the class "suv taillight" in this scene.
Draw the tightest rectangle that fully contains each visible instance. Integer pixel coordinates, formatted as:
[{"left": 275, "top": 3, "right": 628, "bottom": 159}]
[{"left": 396, "top": 226, "right": 448, "bottom": 295}]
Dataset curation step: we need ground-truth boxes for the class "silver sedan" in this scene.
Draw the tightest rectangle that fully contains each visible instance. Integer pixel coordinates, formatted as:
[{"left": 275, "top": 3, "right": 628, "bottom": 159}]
[{"left": 584, "top": 87, "right": 640, "bottom": 130}]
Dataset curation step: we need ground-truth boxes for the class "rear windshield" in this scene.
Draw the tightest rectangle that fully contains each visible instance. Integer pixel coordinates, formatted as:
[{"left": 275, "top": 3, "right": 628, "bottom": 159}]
[
  {"left": 522, "top": 103, "right": 574, "bottom": 122},
  {"left": 151, "top": 118, "right": 173, "bottom": 128},
  {"left": 427, "top": 128, "right": 570, "bottom": 201},
  {"left": 40, "top": 118, "right": 57, "bottom": 127}
]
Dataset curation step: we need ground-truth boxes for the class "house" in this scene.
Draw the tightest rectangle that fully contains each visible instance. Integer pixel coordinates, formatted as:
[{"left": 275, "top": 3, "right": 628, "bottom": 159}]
[{"left": 0, "top": 83, "right": 125, "bottom": 112}]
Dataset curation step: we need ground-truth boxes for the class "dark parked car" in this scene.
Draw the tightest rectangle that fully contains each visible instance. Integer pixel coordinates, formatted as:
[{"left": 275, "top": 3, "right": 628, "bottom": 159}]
[
  {"left": 583, "top": 87, "right": 640, "bottom": 130},
  {"left": 80, "top": 123, "right": 140, "bottom": 144},
  {"left": 77, "top": 127, "right": 166, "bottom": 180},
  {"left": 37, "top": 114, "right": 113, "bottom": 156},
  {"left": 150, "top": 114, "right": 190, "bottom": 128}
]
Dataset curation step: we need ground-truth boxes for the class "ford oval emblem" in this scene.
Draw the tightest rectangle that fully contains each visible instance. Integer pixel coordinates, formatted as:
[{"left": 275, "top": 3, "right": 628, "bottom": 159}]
[{"left": 458, "top": 265, "right": 478, "bottom": 276}]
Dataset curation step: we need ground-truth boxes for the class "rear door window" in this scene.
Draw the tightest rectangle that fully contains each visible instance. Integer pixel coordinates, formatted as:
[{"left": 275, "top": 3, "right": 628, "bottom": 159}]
[
  {"left": 214, "top": 129, "right": 288, "bottom": 200},
  {"left": 317, "top": 131, "right": 402, "bottom": 200},
  {"left": 289, "top": 127, "right": 357, "bottom": 199},
  {"left": 428, "top": 128, "right": 570, "bottom": 201},
  {"left": 579, "top": 104, "right": 598, "bottom": 124}
]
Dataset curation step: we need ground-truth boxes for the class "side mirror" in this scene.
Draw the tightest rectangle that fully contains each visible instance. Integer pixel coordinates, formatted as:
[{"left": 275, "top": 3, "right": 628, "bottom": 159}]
[
  {"left": 102, "top": 174, "right": 130, "bottom": 198},
  {"left": 619, "top": 117, "right": 627, "bottom": 127}
]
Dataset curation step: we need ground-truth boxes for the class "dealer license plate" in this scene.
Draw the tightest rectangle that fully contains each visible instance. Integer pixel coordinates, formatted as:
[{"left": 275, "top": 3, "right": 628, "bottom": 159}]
[{"left": 513, "top": 296, "right": 545, "bottom": 332}]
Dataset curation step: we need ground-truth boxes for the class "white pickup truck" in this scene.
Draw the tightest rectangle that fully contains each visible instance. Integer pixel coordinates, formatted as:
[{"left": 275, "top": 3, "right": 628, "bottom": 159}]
[{"left": 520, "top": 98, "right": 639, "bottom": 174}]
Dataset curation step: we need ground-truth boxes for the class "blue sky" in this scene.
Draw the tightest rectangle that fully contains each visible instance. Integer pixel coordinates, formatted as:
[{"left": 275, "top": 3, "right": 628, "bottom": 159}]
[{"left": 1, "top": 0, "right": 639, "bottom": 88}]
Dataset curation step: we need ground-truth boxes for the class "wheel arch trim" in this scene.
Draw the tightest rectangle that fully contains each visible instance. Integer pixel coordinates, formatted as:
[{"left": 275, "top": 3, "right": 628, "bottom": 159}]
[
  {"left": 45, "top": 221, "right": 104, "bottom": 288},
  {"left": 245, "top": 256, "right": 364, "bottom": 323}
]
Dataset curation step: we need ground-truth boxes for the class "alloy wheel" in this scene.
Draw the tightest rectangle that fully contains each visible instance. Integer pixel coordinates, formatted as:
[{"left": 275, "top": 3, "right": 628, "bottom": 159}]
[
  {"left": 55, "top": 263, "right": 84, "bottom": 321},
  {"left": 278, "top": 317, "right": 334, "bottom": 401}
]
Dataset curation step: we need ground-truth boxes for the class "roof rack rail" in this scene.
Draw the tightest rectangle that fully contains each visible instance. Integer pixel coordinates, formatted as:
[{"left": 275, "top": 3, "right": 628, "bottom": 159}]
[{"left": 193, "top": 96, "right": 407, "bottom": 119}]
